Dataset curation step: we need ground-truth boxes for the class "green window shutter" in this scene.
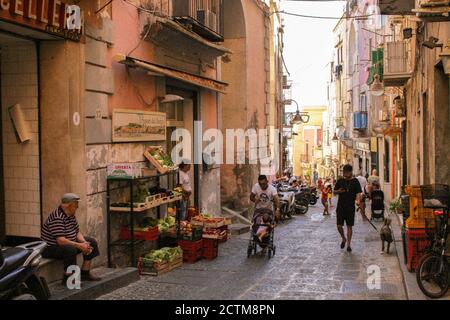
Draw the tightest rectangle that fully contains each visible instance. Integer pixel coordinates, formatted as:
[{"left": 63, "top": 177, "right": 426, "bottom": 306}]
[
  {"left": 367, "top": 66, "right": 375, "bottom": 85},
  {"left": 371, "top": 50, "right": 379, "bottom": 64},
  {"left": 378, "top": 48, "right": 384, "bottom": 63}
]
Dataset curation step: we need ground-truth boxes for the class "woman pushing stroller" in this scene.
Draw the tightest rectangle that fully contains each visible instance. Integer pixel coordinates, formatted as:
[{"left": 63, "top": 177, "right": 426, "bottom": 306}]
[{"left": 249, "top": 175, "right": 281, "bottom": 254}]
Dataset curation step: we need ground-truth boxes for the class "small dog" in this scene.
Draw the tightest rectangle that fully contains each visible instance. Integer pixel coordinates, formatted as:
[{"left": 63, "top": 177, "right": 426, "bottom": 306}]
[{"left": 380, "top": 217, "right": 393, "bottom": 254}]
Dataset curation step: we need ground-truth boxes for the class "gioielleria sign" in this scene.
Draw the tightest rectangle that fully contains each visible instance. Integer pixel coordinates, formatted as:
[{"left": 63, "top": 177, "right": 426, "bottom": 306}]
[{"left": 0, "top": 0, "right": 83, "bottom": 41}]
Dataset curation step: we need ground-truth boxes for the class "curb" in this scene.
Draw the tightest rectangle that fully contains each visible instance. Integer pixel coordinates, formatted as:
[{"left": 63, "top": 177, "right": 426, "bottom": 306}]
[{"left": 392, "top": 213, "right": 428, "bottom": 300}]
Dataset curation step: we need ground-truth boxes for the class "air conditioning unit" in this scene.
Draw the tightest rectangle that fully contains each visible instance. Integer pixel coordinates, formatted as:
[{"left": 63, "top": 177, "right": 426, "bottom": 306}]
[{"left": 197, "top": 9, "right": 217, "bottom": 33}]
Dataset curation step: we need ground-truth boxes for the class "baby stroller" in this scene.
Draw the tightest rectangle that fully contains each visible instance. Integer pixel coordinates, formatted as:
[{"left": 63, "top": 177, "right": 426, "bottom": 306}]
[
  {"left": 371, "top": 189, "right": 385, "bottom": 221},
  {"left": 247, "top": 208, "right": 276, "bottom": 259}
]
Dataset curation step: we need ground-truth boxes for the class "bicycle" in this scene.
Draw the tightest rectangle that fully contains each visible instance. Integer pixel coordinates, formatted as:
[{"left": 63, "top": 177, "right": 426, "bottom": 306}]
[{"left": 415, "top": 184, "right": 450, "bottom": 299}]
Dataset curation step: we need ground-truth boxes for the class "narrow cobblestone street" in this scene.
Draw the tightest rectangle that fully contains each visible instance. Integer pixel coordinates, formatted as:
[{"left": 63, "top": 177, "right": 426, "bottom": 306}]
[{"left": 98, "top": 200, "right": 407, "bottom": 300}]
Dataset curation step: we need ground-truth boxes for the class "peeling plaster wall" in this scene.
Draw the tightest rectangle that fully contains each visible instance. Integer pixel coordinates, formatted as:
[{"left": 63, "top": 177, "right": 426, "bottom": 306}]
[
  {"left": 221, "top": 0, "right": 267, "bottom": 210},
  {"left": 405, "top": 21, "right": 450, "bottom": 186}
]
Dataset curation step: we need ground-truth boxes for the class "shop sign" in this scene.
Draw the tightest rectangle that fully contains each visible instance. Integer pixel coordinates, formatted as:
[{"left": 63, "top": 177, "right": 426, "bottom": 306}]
[
  {"left": 112, "top": 109, "right": 167, "bottom": 143},
  {"left": 0, "top": 0, "right": 83, "bottom": 41},
  {"left": 371, "top": 137, "right": 378, "bottom": 153},
  {"left": 356, "top": 141, "right": 370, "bottom": 152}
]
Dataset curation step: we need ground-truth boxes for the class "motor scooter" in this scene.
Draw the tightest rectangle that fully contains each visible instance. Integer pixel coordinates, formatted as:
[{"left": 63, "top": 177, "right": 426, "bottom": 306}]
[{"left": 0, "top": 241, "right": 50, "bottom": 300}]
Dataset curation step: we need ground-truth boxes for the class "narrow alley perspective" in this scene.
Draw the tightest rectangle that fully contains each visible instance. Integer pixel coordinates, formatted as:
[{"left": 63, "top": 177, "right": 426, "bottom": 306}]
[
  {"left": 1, "top": 0, "right": 450, "bottom": 310},
  {"left": 97, "top": 201, "right": 407, "bottom": 300}
]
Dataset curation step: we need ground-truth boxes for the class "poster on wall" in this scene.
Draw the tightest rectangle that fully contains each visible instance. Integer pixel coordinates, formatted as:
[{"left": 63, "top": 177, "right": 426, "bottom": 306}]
[{"left": 112, "top": 109, "right": 166, "bottom": 142}]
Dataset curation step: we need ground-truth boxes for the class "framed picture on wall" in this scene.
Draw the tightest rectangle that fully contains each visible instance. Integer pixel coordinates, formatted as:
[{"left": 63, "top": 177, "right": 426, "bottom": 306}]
[{"left": 112, "top": 109, "right": 166, "bottom": 142}]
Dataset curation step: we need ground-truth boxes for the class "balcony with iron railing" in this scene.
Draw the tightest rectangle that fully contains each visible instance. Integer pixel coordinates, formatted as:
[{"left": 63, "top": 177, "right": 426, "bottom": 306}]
[
  {"left": 412, "top": 0, "right": 450, "bottom": 21},
  {"left": 383, "top": 41, "right": 412, "bottom": 87},
  {"left": 141, "top": 0, "right": 223, "bottom": 41},
  {"left": 353, "top": 111, "right": 368, "bottom": 131}
]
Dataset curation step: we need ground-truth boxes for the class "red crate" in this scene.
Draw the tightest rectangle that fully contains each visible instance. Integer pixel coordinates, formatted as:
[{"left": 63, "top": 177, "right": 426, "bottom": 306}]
[
  {"left": 203, "top": 246, "right": 218, "bottom": 260},
  {"left": 203, "top": 238, "right": 219, "bottom": 249},
  {"left": 120, "top": 226, "right": 159, "bottom": 241},
  {"left": 178, "top": 239, "right": 203, "bottom": 263},
  {"left": 406, "top": 228, "right": 433, "bottom": 272},
  {"left": 183, "top": 248, "right": 203, "bottom": 263},
  {"left": 178, "top": 239, "right": 203, "bottom": 250}
]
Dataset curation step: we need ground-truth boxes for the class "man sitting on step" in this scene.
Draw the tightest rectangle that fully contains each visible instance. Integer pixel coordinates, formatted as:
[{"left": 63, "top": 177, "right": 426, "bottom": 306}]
[{"left": 41, "top": 193, "right": 101, "bottom": 285}]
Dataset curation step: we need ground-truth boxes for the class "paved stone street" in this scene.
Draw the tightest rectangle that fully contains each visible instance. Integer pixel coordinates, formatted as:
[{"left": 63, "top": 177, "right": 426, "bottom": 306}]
[{"left": 98, "top": 200, "right": 407, "bottom": 300}]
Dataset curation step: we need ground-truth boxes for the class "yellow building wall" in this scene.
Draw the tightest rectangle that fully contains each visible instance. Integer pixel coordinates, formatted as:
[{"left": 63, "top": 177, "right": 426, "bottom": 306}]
[{"left": 292, "top": 106, "right": 327, "bottom": 177}]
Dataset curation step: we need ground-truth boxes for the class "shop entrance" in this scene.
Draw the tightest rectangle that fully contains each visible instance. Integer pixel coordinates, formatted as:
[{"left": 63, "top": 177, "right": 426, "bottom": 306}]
[
  {"left": 0, "top": 32, "right": 41, "bottom": 244},
  {"left": 161, "top": 86, "right": 200, "bottom": 209}
]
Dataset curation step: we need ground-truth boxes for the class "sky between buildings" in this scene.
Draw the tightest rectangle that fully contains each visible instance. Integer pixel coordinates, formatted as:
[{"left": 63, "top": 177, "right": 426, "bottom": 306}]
[{"left": 282, "top": 0, "right": 347, "bottom": 111}]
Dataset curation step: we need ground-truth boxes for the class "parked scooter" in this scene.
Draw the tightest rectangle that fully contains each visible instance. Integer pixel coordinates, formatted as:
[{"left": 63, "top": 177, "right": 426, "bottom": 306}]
[
  {"left": 273, "top": 182, "right": 295, "bottom": 221},
  {"left": 0, "top": 241, "right": 50, "bottom": 300},
  {"left": 308, "top": 186, "right": 319, "bottom": 206},
  {"left": 292, "top": 188, "right": 309, "bottom": 215}
]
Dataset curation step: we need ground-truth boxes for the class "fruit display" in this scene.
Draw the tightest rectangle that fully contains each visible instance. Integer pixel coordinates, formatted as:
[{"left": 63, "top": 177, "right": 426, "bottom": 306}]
[
  {"left": 144, "top": 147, "right": 178, "bottom": 173},
  {"left": 202, "top": 228, "right": 225, "bottom": 239},
  {"left": 180, "top": 221, "right": 203, "bottom": 241}
]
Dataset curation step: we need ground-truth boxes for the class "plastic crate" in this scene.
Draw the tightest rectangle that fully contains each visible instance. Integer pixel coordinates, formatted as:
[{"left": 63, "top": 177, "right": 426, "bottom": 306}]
[
  {"left": 120, "top": 226, "right": 159, "bottom": 241},
  {"left": 178, "top": 239, "right": 203, "bottom": 263},
  {"left": 406, "top": 228, "right": 433, "bottom": 272},
  {"left": 203, "top": 238, "right": 219, "bottom": 249},
  {"left": 202, "top": 238, "right": 218, "bottom": 260},
  {"left": 420, "top": 184, "right": 450, "bottom": 209},
  {"left": 404, "top": 186, "right": 436, "bottom": 229},
  {"left": 180, "top": 226, "right": 203, "bottom": 241},
  {"left": 203, "top": 247, "right": 218, "bottom": 260}
]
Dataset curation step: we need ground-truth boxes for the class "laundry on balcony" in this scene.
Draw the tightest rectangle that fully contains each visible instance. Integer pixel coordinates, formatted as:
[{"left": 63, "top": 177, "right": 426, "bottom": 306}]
[{"left": 114, "top": 54, "right": 228, "bottom": 93}]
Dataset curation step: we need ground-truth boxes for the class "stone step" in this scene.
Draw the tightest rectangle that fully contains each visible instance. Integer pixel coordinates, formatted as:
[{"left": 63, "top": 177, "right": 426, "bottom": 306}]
[
  {"left": 48, "top": 267, "right": 139, "bottom": 300},
  {"left": 221, "top": 207, "right": 252, "bottom": 225},
  {"left": 37, "top": 256, "right": 83, "bottom": 284},
  {"left": 229, "top": 223, "right": 251, "bottom": 235}
]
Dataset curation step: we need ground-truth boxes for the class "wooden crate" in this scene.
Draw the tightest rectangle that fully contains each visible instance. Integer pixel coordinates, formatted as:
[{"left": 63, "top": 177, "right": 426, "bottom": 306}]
[
  {"left": 204, "top": 219, "right": 225, "bottom": 229},
  {"left": 138, "top": 258, "right": 170, "bottom": 276},
  {"left": 169, "top": 255, "right": 183, "bottom": 271}
]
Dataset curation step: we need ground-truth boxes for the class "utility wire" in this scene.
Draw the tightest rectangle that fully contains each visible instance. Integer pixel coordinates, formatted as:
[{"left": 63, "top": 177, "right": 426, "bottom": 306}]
[
  {"left": 95, "top": 0, "right": 114, "bottom": 14},
  {"left": 276, "top": 10, "right": 375, "bottom": 20}
]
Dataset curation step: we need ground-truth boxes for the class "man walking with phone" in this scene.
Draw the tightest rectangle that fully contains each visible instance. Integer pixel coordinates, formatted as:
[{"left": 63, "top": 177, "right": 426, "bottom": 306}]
[{"left": 334, "top": 165, "right": 363, "bottom": 252}]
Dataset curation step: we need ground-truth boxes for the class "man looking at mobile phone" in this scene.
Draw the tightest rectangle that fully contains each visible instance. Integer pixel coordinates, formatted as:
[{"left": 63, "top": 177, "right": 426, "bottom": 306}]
[{"left": 334, "top": 165, "right": 362, "bottom": 252}]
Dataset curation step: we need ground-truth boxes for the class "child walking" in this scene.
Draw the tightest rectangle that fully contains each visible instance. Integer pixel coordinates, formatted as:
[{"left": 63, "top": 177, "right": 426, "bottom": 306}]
[{"left": 321, "top": 185, "right": 329, "bottom": 215}]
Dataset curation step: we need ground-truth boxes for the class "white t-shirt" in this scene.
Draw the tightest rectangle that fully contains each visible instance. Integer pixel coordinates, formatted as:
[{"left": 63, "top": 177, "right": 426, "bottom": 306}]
[
  {"left": 356, "top": 175, "right": 368, "bottom": 194},
  {"left": 179, "top": 170, "right": 192, "bottom": 192},
  {"left": 252, "top": 183, "right": 278, "bottom": 210}
]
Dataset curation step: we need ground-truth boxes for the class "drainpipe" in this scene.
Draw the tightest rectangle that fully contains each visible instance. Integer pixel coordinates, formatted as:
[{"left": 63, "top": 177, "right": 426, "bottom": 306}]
[{"left": 391, "top": 110, "right": 395, "bottom": 200}]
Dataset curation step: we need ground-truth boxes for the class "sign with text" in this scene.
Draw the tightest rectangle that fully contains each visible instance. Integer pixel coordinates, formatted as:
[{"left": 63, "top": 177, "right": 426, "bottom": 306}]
[
  {"left": 112, "top": 109, "right": 167, "bottom": 142},
  {"left": 0, "top": 0, "right": 83, "bottom": 41}
]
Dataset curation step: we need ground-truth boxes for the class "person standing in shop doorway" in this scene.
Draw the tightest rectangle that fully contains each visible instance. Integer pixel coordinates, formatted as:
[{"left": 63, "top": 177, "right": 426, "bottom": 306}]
[
  {"left": 334, "top": 164, "right": 362, "bottom": 252},
  {"left": 178, "top": 161, "right": 192, "bottom": 221}
]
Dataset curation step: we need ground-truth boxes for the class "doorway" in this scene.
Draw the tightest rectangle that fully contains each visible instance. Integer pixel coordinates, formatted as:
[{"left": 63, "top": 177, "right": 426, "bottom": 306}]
[
  {"left": 0, "top": 32, "right": 41, "bottom": 242},
  {"left": 160, "top": 86, "right": 200, "bottom": 209}
]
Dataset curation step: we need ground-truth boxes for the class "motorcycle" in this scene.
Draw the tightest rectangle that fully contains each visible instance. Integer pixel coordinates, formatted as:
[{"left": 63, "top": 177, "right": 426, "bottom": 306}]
[
  {"left": 308, "top": 186, "right": 319, "bottom": 206},
  {"left": 292, "top": 188, "right": 309, "bottom": 215},
  {"left": 273, "top": 182, "right": 296, "bottom": 221},
  {"left": 0, "top": 241, "right": 51, "bottom": 300}
]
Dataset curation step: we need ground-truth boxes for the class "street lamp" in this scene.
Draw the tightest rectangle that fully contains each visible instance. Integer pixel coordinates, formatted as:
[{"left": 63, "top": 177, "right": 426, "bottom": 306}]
[
  {"left": 370, "top": 74, "right": 384, "bottom": 96},
  {"left": 287, "top": 99, "right": 310, "bottom": 124}
]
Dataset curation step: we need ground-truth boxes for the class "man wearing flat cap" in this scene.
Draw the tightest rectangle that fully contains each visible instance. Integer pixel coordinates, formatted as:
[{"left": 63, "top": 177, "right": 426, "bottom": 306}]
[{"left": 41, "top": 193, "right": 101, "bottom": 285}]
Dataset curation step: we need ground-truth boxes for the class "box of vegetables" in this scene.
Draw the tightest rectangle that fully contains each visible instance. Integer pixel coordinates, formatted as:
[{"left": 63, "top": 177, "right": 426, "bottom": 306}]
[
  {"left": 138, "top": 246, "right": 183, "bottom": 276},
  {"left": 144, "top": 146, "right": 177, "bottom": 174}
]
